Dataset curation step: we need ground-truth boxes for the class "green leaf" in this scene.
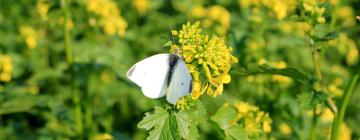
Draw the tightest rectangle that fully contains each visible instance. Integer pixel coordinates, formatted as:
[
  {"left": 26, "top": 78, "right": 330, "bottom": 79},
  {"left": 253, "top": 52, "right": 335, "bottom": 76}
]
[
  {"left": 181, "top": 101, "right": 207, "bottom": 140},
  {"left": 311, "top": 25, "right": 339, "bottom": 41},
  {"left": 211, "top": 104, "right": 249, "bottom": 140},
  {"left": 175, "top": 112, "right": 189, "bottom": 139},
  {"left": 138, "top": 106, "right": 178, "bottom": 140},
  {"left": 163, "top": 41, "right": 173, "bottom": 47},
  {"left": 138, "top": 106, "right": 181, "bottom": 140},
  {"left": 297, "top": 91, "right": 329, "bottom": 110},
  {"left": 138, "top": 106, "right": 169, "bottom": 130},
  {"left": 226, "top": 125, "right": 248, "bottom": 140},
  {"left": 211, "top": 104, "right": 237, "bottom": 130},
  {"left": 0, "top": 95, "right": 44, "bottom": 115},
  {"left": 237, "top": 64, "right": 310, "bottom": 84}
]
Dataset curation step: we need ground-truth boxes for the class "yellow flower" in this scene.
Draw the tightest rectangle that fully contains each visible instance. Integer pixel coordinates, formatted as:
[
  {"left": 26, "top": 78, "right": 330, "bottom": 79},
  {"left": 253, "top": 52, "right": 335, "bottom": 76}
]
[
  {"left": 233, "top": 101, "right": 272, "bottom": 137},
  {"left": 85, "top": 0, "right": 127, "bottom": 36},
  {"left": 132, "top": 0, "right": 148, "bottom": 15},
  {"left": 337, "top": 6, "right": 356, "bottom": 27},
  {"left": 188, "top": 5, "right": 231, "bottom": 34},
  {"left": 272, "top": 1, "right": 287, "bottom": 20},
  {"left": 0, "top": 55, "right": 12, "bottom": 82},
  {"left": 188, "top": 5, "right": 206, "bottom": 18},
  {"left": 279, "top": 123, "right": 292, "bottom": 135},
  {"left": 37, "top": 0, "right": 49, "bottom": 21},
  {"left": 171, "top": 21, "right": 238, "bottom": 99},
  {"left": 340, "top": 123, "right": 351, "bottom": 140},
  {"left": 19, "top": 26, "right": 38, "bottom": 49},
  {"left": 321, "top": 108, "right": 334, "bottom": 122}
]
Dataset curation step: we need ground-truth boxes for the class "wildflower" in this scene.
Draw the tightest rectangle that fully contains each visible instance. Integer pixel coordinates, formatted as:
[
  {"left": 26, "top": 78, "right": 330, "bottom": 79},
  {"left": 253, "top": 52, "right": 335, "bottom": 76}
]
[
  {"left": 337, "top": 7, "right": 356, "bottom": 27},
  {"left": 37, "top": 0, "right": 49, "bottom": 21},
  {"left": 0, "top": 55, "right": 12, "bottom": 82},
  {"left": 170, "top": 22, "right": 238, "bottom": 99},
  {"left": 302, "top": 2, "right": 326, "bottom": 24},
  {"left": 329, "top": 33, "right": 358, "bottom": 65},
  {"left": 321, "top": 108, "right": 334, "bottom": 122},
  {"left": 279, "top": 123, "right": 292, "bottom": 135},
  {"left": 19, "top": 26, "right": 38, "bottom": 49},
  {"left": 188, "top": 5, "right": 231, "bottom": 34},
  {"left": 85, "top": 0, "right": 127, "bottom": 36},
  {"left": 233, "top": 101, "right": 272, "bottom": 137},
  {"left": 175, "top": 96, "right": 196, "bottom": 110},
  {"left": 132, "top": 0, "right": 148, "bottom": 15}
]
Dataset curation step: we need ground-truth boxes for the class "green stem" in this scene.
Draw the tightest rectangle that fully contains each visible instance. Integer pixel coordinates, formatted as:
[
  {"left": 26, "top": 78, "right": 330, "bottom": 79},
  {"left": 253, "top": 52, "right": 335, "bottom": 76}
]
[
  {"left": 329, "top": 1, "right": 340, "bottom": 31},
  {"left": 62, "top": 0, "right": 82, "bottom": 136},
  {"left": 309, "top": 109, "right": 319, "bottom": 140},
  {"left": 309, "top": 38, "right": 338, "bottom": 114},
  {"left": 331, "top": 63, "right": 360, "bottom": 140}
]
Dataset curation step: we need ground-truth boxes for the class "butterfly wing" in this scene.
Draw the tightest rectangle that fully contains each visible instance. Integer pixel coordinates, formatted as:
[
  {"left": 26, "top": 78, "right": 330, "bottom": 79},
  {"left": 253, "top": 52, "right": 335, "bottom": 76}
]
[
  {"left": 166, "top": 58, "right": 192, "bottom": 104},
  {"left": 126, "top": 54, "right": 170, "bottom": 99}
]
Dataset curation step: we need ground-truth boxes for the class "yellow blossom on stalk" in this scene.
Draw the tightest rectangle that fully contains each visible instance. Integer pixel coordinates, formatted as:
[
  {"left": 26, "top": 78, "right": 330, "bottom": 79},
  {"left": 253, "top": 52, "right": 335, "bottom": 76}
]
[
  {"left": 19, "top": 26, "right": 37, "bottom": 49},
  {"left": 85, "top": 0, "right": 127, "bottom": 36},
  {"left": 0, "top": 55, "right": 13, "bottom": 82},
  {"left": 132, "top": 0, "right": 148, "bottom": 15},
  {"left": 329, "top": 33, "right": 358, "bottom": 65},
  {"left": 188, "top": 5, "right": 206, "bottom": 18},
  {"left": 37, "top": 0, "right": 49, "bottom": 21},
  {"left": 188, "top": 5, "right": 230, "bottom": 35},
  {"left": 302, "top": 1, "right": 326, "bottom": 24},
  {"left": 321, "top": 108, "right": 334, "bottom": 122},
  {"left": 170, "top": 21, "right": 238, "bottom": 99},
  {"left": 233, "top": 101, "right": 272, "bottom": 137},
  {"left": 337, "top": 6, "right": 356, "bottom": 27},
  {"left": 279, "top": 122, "right": 292, "bottom": 135}
]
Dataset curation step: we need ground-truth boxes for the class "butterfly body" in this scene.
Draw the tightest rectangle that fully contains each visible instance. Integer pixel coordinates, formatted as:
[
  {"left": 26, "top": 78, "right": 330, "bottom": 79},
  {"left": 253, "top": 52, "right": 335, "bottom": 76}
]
[{"left": 126, "top": 54, "right": 192, "bottom": 104}]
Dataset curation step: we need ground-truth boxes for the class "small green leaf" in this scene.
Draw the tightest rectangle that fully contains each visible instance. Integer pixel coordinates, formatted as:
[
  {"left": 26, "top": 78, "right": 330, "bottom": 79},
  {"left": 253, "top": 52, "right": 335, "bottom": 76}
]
[
  {"left": 163, "top": 41, "right": 173, "bottom": 47},
  {"left": 211, "top": 104, "right": 236, "bottom": 130},
  {"left": 323, "top": 32, "right": 339, "bottom": 40},
  {"left": 138, "top": 106, "right": 179, "bottom": 140},
  {"left": 138, "top": 106, "right": 169, "bottom": 130},
  {"left": 211, "top": 104, "right": 249, "bottom": 140},
  {"left": 175, "top": 112, "right": 189, "bottom": 138},
  {"left": 226, "top": 125, "right": 249, "bottom": 140},
  {"left": 0, "top": 95, "right": 44, "bottom": 115},
  {"left": 297, "top": 91, "right": 329, "bottom": 110},
  {"left": 182, "top": 101, "right": 207, "bottom": 140}
]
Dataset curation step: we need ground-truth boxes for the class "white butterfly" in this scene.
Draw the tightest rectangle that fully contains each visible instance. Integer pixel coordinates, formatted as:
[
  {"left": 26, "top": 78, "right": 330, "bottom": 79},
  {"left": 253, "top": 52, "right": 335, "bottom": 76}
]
[{"left": 126, "top": 54, "right": 192, "bottom": 104}]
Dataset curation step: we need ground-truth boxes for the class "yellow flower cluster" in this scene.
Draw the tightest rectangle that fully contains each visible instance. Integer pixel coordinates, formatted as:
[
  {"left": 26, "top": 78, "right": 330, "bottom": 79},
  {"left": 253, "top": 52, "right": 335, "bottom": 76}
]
[
  {"left": 37, "top": 0, "right": 49, "bottom": 21},
  {"left": 132, "top": 0, "right": 148, "bottom": 16},
  {"left": 337, "top": 6, "right": 356, "bottom": 27},
  {"left": 238, "top": 0, "right": 297, "bottom": 20},
  {"left": 328, "top": 33, "right": 359, "bottom": 65},
  {"left": 233, "top": 102, "right": 272, "bottom": 136},
  {"left": 0, "top": 55, "right": 12, "bottom": 82},
  {"left": 302, "top": 1, "right": 326, "bottom": 24},
  {"left": 189, "top": 5, "right": 230, "bottom": 35},
  {"left": 171, "top": 22, "right": 238, "bottom": 99},
  {"left": 279, "top": 122, "right": 292, "bottom": 135},
  {"left": 175, "top": 96, "right": 196, "bottom": 110},
  {"left": 19, "top": 26, "right": 38, "bottom": 49},
  {"left": 85, "top": 0, "right": 127, "bottom": 36}
]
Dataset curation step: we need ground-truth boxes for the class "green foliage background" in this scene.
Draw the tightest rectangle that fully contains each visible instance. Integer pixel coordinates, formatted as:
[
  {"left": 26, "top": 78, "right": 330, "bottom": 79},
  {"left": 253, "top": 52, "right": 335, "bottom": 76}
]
[{"left": 0, "top": 0, "right": 360, "bottom": 139}]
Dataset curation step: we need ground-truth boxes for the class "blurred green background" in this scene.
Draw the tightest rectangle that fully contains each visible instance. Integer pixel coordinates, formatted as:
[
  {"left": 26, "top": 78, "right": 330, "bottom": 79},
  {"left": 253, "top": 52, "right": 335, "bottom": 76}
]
[{"left": 0, "top": 0, "right": 359, "bottom": 139}]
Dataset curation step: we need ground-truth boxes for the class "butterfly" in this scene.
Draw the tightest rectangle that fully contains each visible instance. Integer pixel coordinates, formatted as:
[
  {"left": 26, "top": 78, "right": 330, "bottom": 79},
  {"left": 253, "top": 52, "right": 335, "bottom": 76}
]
[{"left": 126, "top": 54, "right": 192, "bottom": 104}]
